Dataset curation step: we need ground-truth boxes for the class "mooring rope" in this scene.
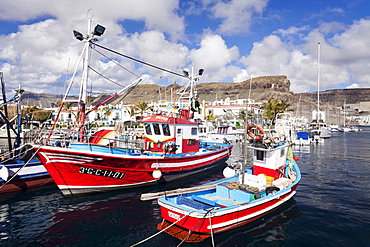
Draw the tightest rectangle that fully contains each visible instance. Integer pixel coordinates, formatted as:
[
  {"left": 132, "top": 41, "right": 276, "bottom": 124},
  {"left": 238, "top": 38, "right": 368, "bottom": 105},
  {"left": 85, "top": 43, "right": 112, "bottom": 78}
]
[
  {"left": 177, "top": 207, "right": 216, "bottom": 247},
  {"left": 209, "top": 211, "right": 215, "bottom": 247},
  {"left": 130, "top": 210, "right": 194, "bottom": 247}
]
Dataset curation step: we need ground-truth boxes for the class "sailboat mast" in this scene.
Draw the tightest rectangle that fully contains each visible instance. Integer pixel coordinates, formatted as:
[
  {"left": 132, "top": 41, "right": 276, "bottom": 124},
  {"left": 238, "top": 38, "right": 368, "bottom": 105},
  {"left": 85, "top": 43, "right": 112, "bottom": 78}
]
[
  {"left": 317, "top": 41, "right": 320, "bottom": 113},
  {"left": 78, "top": 16, "right": 93, "bottom": 141}
]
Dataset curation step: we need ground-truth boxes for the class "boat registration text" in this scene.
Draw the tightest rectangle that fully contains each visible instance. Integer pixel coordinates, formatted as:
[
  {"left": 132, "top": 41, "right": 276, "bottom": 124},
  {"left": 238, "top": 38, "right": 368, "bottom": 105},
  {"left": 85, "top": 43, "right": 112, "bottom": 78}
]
[{"left": 79, "top": 167, "right": 125, "bottom": 179}]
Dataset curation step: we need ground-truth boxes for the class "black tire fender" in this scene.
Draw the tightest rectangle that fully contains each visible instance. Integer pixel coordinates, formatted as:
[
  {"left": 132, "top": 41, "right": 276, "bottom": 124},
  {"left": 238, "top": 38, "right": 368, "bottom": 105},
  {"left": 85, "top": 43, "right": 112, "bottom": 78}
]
[{"left": 19, "top": 144, "right": 35, "bottom": 162}]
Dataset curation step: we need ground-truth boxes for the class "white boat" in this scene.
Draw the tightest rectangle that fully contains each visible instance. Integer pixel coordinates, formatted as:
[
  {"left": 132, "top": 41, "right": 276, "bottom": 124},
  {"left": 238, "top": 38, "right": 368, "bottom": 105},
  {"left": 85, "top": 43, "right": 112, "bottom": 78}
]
[
  {"left": 350, "top": 126, "right": 361, "bottom": 132},
  {"left": 338, "top": 126, "right": 351, "bottom": 132},
  {"left": 275, "top": 113, "right": 310, "bottom": 146},
  {"left": 330, "top": 124, "right": 339, "bottom": 132},
  {"left": 292, "top": 131, "right": 311, "bottom": 146},
  {"left": 207, "top": 124, "right": 243, "bottom": 143}
]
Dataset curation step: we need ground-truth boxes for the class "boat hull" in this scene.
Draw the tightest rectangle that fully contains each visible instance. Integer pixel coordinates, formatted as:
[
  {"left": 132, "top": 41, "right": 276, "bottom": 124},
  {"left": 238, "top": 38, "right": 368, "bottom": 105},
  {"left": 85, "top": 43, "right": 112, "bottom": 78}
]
[
  {"left": 156, "top": 147, "right": 301, "bottom": 236},
  {"left": 158, "top": 185, "right": 298, "bottom": 234},
  {"left": 35, "top": 144, "right": 232, "bottom": 197},
  {"left": 0, "top": 159, "right": 53, "bottom": 193}
]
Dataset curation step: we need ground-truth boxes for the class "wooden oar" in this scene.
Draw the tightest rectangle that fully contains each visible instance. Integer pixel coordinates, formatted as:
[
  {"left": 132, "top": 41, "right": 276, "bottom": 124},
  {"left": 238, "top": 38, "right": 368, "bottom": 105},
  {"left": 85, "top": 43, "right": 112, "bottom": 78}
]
[{"left": 140, "top": 184, "right": 217, "bottom": 201}]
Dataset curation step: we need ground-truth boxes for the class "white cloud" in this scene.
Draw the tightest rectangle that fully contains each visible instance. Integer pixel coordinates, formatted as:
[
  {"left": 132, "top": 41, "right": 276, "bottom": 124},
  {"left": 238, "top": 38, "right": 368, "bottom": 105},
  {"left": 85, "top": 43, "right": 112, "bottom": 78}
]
[
  {"left": 240, "top": 35, "right": 290, "bottom": 76},
  {"left": 346, "top": 83, "right": 359, "bottom": 89},
  {"left": 0, "top": 0, "right": 184, "bottom": 40},
  {"left": 190, "top": 34, "right": 239, "bottom": 71},
  {"left": 0, "top": 0, "right": 187, "bottom": 94},
  {"left": 238, "top": 17, "right": 370, "bottom": 93},
  {"left": 274, "top": 26, "right": 310, "bottom": 37},
  {"left": 210, "top": 0, "right": 268, "bottom": 35},
  {"left": 0, "top": 0, "right": 370, "bottom": 97},
  {"left": 233, "top": 69, "right": 250, "bottom": 82}
]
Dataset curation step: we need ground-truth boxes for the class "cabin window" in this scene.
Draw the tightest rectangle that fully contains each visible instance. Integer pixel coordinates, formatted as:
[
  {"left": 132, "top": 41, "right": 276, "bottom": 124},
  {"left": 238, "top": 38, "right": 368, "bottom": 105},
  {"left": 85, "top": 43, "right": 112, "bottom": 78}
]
[
  {"left": 280, "top": 149, "right": 285, "bottom": 157},
  {"left": 256, "top": 150, "right": 265, "bottom": 161},
  {"left": 191, "top": 127, "right": 197, "bottom": 135},
  {"left": 145, "top": 124, "right": 152, "bottom": 135},
  {"left": 177, "top": 129, "right": 182, "bottom": 134},
  {"left": 153, "top": 123, "right": 161, "bottom": 135},
  {"left": 162, "top": 124, "right": 170, "bottom": 136}
]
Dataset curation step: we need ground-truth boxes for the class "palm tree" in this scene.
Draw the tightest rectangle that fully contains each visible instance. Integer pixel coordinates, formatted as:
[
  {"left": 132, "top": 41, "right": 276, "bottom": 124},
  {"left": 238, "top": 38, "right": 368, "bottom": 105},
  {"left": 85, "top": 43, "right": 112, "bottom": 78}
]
[
  {"left": 103, "top": 106, "right": 112, "bottom": 120},
  {"left": 205, "top": 112, "right": 217, "bottom": 121},
  {"left": 262, "top": 98, "right": 291, "bottom": 125},
  {"left": 127, "top": 105, "right": 137, "bottom": 119},
  {"left": 136, "top": 102, "right": 149, "bottom": 117}
]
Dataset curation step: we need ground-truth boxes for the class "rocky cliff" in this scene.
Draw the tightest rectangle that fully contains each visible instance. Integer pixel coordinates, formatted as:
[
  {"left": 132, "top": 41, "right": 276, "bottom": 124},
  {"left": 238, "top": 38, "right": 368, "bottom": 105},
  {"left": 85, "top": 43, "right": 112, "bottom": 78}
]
[{"left": 18, "top": 75, "right": 369, "bottom": 117}]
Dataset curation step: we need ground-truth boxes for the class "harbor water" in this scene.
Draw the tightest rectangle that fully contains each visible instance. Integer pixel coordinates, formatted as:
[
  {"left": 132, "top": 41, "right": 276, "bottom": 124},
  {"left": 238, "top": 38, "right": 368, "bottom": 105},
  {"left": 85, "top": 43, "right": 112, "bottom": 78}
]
[{"left": 1, "top": 127, "right": 370, "bottom": 246}]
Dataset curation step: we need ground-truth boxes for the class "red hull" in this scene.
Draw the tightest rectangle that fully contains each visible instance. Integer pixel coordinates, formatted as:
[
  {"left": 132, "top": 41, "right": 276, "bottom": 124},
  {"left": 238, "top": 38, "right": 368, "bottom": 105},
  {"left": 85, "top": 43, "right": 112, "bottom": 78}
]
[
  {"left": 35, "top": 145, "right": 232, "bottom": 196},
  {"left": 0, "top": 176, "right": 54, "bottom": 194},
  {"left": 159, "top": 186, "right": 297, "bottom": 234}
]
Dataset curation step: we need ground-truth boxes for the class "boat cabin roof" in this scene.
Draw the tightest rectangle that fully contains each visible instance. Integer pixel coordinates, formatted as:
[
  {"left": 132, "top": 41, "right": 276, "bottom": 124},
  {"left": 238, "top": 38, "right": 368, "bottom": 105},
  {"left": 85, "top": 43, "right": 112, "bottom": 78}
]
[{"left": 141, "top": 115, "right": 198, "bottom": 125}]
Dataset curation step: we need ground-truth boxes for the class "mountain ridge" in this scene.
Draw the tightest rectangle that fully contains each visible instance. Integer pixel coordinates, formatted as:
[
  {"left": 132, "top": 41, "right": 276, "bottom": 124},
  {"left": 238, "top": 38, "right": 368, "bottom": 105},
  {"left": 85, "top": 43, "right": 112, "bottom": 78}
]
[{"left": 18, "top": 75, "right": 369, "bottom": 113}]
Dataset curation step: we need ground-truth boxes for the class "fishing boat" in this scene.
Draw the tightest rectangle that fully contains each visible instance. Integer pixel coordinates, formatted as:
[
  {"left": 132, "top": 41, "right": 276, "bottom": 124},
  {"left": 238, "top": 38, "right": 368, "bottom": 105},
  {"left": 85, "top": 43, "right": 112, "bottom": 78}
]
[
  {"left": 30, "top": 17, "right": 232, "bottom": 197},
  {"left": 0, "top": 74, "right": 52, "bottom": 193},
  {"left": 141, "top": 125, "right": 301, "bottom": 239}
]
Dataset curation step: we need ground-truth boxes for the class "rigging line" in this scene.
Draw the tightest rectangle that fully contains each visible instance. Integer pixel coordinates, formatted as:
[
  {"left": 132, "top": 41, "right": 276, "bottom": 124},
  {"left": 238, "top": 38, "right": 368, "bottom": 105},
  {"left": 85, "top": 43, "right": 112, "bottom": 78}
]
[
  {"left": 88, "top": 65, "right": 126, "bottom": 88},
  {"left": 92, "top": 48, "right": 140, "bottom": 78},
  {"left": 92, "top": 42, "right": 187, "bottom": 78}
]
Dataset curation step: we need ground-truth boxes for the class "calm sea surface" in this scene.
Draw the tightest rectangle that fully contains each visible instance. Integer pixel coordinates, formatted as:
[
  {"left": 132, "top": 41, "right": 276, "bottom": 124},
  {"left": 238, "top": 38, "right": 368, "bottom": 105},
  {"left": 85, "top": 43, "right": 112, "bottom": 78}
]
[{"left": 1, "top": 127, "right": 370, "bottom": 247}]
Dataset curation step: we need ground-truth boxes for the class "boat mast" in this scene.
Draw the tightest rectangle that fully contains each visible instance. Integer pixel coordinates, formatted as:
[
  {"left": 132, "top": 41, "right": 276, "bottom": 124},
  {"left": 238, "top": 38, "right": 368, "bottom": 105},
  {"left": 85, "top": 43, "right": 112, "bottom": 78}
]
[
  {"left": 15, "top": 84, "right": 23, "bottom": 149},
  {"left": 0, "top": 72, "right": 12, "bottom": 153},
  {"left": 77, "top": 15, "right": 93, "bottom": 141},
  {"left": 176, "top": 68, "right": 203, "bottom": 109},
  {"left": 317, "top": 41, "right": 320, "bottom": 117}
]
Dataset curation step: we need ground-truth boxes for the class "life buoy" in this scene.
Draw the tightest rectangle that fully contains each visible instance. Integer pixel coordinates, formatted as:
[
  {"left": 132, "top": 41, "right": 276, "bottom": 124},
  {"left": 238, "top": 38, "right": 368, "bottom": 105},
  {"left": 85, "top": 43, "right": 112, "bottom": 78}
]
[
  {"left": 247, "top": 124, "right": 265, "bottom": 140},
  {"left": 19, "top": 144, "right": 35, "bottom": 162}
]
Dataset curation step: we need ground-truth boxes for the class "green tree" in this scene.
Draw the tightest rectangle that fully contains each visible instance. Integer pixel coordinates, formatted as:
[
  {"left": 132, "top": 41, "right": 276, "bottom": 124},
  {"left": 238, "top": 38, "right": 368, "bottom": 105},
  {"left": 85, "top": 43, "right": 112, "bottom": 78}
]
[
  {"left": 32, "top": 110, "right": 52, "bottom": 123},
  {"left": 103, "top": 106, "right": 112, "bottom": 120},
  {"left": 262, "top": 98, "right": 291, "bottom": 125},
  {"left": 21, "top": 105, "right": 39, "bottom": 121},
  {"left": 205, "top": 112, "right": 217, "bottom": 121},
  {"left": 63, "top": 102, "right": 75, "bottom": 112},
  {"left": 127, "top": 105, "right": 137, "bottom": 118},
  {"left": 136, "top": 102, "right": 149, "bottom": 117},
  {"left": 239, "top": 110, "right": 256, "bottom": 122}
]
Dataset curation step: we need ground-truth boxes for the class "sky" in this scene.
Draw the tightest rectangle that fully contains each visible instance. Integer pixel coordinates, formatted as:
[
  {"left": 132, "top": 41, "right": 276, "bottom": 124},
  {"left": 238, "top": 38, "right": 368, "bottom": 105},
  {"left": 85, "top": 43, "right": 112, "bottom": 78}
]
[{"left": 0, "top": 0, "right": 370, "bottom": 96}]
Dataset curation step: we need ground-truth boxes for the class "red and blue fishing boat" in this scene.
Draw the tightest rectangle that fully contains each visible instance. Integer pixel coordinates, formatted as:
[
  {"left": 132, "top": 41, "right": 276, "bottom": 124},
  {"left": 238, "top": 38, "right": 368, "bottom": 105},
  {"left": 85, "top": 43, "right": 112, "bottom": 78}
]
[
  {"left": 141, "top": 125, "right": 300, "bottom": 241},
  {"left": 34, "top": 114, "right": 232, "bottom": 197},
  {"left": 30, "top": 17, "right": 232, "bottom": 197}
]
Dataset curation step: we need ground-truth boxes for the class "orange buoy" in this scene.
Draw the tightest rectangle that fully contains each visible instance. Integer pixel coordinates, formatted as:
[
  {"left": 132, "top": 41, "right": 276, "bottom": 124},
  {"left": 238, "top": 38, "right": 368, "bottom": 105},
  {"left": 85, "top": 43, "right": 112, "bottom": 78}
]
[{"left": 247, "top": 124, "right": 265, "bottom": 140}]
